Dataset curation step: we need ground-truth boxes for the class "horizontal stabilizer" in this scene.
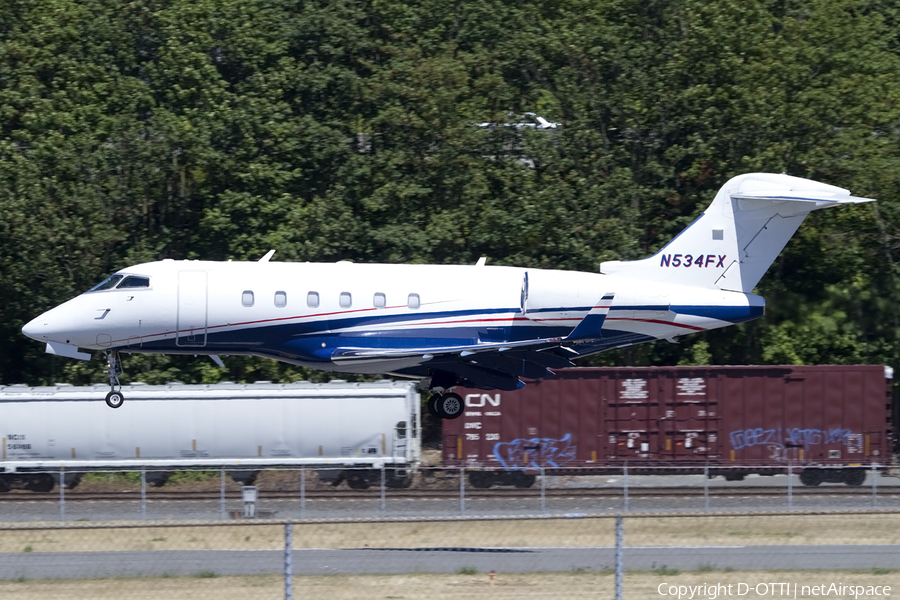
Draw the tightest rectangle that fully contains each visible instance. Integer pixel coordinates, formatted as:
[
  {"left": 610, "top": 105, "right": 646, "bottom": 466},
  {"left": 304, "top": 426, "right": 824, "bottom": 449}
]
[{"left": 731, "top": 192, "right": 875, "bottom": 205}]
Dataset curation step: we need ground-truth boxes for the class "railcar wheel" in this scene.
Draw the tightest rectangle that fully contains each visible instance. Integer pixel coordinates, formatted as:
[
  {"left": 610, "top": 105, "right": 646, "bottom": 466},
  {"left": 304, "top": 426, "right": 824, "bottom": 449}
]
[
  {"left": 799, "top": 468, "right": 822, "bottom": 487},
  {"left": 105, "top": 390, "right": 124, "bottom": 409},
  {"left": 26, "top": 474, "right": 54, "bottom": 493},
  {"left": 346, "top": 474, "right": 371, "bottom": 490},
  {"left": 842, "top": 468, "right": 866, "bottom": 486},
  {"left": 469, "top": 471, "right": 494, "bottom": 489},
  {"left": 436, "top": 393, "right": 463, "bottom": 419},
  {"left": 511, "top": 472, "right": 536, "bottom": 488}
]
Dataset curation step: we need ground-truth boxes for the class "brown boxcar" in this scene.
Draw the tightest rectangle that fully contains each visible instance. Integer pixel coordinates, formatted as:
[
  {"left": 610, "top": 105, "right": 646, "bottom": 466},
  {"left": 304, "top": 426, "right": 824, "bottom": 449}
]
[{"left": 442, "top": 365, "right": 893, "bottom": 487}]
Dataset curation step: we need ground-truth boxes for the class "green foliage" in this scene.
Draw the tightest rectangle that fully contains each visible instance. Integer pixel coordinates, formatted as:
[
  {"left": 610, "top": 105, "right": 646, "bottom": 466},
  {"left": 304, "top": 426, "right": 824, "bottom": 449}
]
[{"left": 4, "top": 0, "right": 900, "bottom": 385}]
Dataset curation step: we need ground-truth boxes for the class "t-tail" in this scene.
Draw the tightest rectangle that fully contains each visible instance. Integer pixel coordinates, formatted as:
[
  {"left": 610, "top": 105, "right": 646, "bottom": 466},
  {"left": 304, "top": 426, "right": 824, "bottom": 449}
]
[{"left": 600, "top": 173, "right": 874, "bottom": 293}]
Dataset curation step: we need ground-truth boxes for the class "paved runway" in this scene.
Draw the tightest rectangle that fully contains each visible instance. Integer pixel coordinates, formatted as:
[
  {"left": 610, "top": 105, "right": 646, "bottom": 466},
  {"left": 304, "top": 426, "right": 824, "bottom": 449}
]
[{"left": 2, "top": 544, "right": 899, "bottom": 579}]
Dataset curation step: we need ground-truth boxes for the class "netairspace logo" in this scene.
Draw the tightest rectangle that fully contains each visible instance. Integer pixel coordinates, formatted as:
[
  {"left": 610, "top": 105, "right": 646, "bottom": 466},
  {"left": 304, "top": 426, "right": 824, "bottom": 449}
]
[{"left": 657, "top": 582, "right": 892, "bottom": 600}]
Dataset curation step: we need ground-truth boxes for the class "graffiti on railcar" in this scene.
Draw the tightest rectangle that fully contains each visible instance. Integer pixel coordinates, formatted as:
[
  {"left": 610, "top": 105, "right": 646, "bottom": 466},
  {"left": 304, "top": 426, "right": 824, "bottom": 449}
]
[
  {"left": 493, "top": 433, "right": 576, "bottom": 470},
  {"left": 729, "top": 426, "right": 863, "bottom": 460}
]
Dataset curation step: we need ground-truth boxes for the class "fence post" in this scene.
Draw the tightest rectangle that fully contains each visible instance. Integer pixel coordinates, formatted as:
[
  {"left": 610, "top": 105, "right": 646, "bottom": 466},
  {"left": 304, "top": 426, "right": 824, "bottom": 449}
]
[
  {"left": 787, "top": 463, "right": 793, "bottom": 509},
  {"left": 380, "top": 465, "right": 386, "bottom": 516},
  {"left": 623, "top": 465, "right": 629, "bottom": 513},
  {"left": 284, "top": 522, "right": 293, "bottom": 600},
  {"left": 59, "top": 467, "right": 65, "bottom": 521},
  {"left": 300, "top": 468, "right": 306, "bottom": 519},
  {"left": 872, "top": 463, "right": 878, "bottom": 508},
  {"left": 615, "top": 516, "right": 624, "bottom": 600},
  {"left": 703, "top": 464, "right": 709, "bottom": 511},
  {"left": 220, "top": 468, "right": 226, "bottom": 520},
  {"left": 140, "top": 468, "right": 147, "bottom": 520},
  {"left": 540, "top": 466, "right": 546, "bottom": 514},
  {"left": 459, "top": 467, "right": 466, "bottom": 516}
]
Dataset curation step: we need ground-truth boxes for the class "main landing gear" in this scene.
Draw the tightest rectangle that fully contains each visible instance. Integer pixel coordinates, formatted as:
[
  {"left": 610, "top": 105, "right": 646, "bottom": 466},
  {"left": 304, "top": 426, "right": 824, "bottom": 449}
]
[
  {"left": 427, "top": 392, "right": 464, "bottom": 420},
  {"left": 104, "top": 350, "right": 124, "bottom": 409}
]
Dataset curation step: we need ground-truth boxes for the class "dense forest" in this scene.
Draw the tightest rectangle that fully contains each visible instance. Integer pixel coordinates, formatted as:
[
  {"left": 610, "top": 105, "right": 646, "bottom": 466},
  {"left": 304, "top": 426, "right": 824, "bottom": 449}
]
[{"left": 3, "top": 0, "right": 900, "bottom": 386}]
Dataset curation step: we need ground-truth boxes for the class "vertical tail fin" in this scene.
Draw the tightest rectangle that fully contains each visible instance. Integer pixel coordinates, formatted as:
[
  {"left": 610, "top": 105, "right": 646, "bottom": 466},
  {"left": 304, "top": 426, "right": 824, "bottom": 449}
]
[{"left": 600, "top": 173, "right": 873, "bottom": 292}]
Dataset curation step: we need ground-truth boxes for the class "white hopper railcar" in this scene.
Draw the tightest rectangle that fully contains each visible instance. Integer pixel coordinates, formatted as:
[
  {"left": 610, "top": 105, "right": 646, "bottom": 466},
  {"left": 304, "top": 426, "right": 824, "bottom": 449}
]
[{"left": 0, "top": 380, "right": 420, "bottom": 492}]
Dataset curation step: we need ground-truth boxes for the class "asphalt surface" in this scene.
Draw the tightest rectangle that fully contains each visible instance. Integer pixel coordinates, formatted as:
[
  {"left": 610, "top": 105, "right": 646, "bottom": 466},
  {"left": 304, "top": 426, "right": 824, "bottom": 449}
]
[{"left": 2, "top": 545, "right": 899, "bottom": 579}]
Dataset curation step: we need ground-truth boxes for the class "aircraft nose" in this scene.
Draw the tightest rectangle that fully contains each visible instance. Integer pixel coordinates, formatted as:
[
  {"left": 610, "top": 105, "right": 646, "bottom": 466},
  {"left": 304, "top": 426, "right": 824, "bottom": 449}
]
[{"left": 21, "top": 314, "right": 47, "bottom": 341}]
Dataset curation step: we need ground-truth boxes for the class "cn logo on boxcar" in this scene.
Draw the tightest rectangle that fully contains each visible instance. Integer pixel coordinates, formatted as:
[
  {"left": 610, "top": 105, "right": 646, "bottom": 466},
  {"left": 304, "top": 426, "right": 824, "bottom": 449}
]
[{"left": 465, "top": 393, "right": 501, "bottom": 407}]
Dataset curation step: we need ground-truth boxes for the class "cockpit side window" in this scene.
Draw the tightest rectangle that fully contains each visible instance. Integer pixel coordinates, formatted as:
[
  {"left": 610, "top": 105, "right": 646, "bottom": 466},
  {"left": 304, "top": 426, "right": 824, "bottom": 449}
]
[
  {"left": 117, "top": 276, "right": 151, "bottom": 289},
  {"left": 86, "top": 274, "right": 123, "bottom": 292}
]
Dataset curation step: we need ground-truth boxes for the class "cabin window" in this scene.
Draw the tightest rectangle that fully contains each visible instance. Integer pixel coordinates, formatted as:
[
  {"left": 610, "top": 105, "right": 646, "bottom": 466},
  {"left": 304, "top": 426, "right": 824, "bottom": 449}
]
[
  {"left": 274, "top": 291, "right": 287, "bottom": 307},
  {"left": 307, "top": 291, "right": 319, "bottom": 308},
  {"left": 407, "top": 293, "right": 420, "bottom": 309},
  {"left": 118, "top": 276, "right": 150, "bottom": 289},
  {"left": 86, "top": 274, "right": 123, "bottom": 292},
  {"left": 339, "top": 292, "right": 352, "bottom": 308},
  {"left": 373, "top": 292, "right": 386, "bottom": 309},
  {"left": 242, "top": 290, "right": 255, "bottom": 307}
]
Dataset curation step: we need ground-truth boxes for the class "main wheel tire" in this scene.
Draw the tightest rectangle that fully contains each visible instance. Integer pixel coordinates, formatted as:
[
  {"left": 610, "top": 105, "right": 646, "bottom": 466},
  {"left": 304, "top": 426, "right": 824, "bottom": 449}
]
[
  {"left": 436, "top": 393, "right": 464, "bottom": 419},
  {"left": 427, "top": 394, "right": 441, "bottom": 418},
  {"left": 105, "top": 390, "right": 124, "bottom": 409},
  {"left": 843, "top": 468, "right": 866, "bottom": 486},
  {"left": 799, "top": 469, "right": 822, "bottom": 487}
]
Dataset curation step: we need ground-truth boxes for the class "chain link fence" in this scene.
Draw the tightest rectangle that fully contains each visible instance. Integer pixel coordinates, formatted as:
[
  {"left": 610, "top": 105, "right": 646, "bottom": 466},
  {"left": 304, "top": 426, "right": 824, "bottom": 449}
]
[
  {"left": 2, "top": 466, "right": 900, "bottom": 598},
  {"left": 2, "top": 464, "right": 899, "bottom": 522},
  {"left": 1, "top": 512, "right": 900, "bottom": 599}
]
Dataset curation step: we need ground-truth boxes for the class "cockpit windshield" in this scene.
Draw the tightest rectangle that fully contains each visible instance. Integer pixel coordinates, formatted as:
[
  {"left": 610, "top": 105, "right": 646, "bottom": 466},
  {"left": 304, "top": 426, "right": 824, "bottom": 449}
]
[
  {"left": 86, "top": 274, "right": 124, "bottom": 293},
  {"left": 85, "top": 274, "right": 151, "bottom": 293},
  {"left": 118, "top": 276, "right": 150, "bottom": 289}
]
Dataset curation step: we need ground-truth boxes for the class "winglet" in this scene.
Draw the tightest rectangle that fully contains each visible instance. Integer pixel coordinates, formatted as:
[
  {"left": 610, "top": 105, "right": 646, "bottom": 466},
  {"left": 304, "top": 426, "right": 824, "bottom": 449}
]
[{"left": 565, "top": 293, "right": 615, "bottom": 341}]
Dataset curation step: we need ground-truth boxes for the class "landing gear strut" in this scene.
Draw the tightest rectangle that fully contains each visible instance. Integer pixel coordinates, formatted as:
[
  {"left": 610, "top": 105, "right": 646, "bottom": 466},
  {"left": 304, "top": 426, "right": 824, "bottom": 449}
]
[{"left": 104, "top": 350, "right": 124, "bottom": 409}]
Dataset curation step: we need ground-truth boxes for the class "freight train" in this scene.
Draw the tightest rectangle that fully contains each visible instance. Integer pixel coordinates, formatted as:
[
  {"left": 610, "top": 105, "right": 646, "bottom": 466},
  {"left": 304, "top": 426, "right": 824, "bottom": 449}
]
[
  {"left": 442, "top": 365, "right": 894, "bottom": 488},
  {"left": 0, "top": 380, "right": 420, "bottom": 492}
]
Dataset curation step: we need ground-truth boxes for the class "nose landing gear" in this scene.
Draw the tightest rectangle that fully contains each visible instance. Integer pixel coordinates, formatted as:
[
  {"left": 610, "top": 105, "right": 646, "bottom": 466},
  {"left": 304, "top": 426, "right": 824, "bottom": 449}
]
[{"left": 104, "top": 350, "right": 124, "bottom": 409}]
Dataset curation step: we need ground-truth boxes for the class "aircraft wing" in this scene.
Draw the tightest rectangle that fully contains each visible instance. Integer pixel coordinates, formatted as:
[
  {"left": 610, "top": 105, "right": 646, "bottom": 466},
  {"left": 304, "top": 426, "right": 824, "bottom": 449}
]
[{"left": 331, "top": 337, "right": 576, "bottom": 391}]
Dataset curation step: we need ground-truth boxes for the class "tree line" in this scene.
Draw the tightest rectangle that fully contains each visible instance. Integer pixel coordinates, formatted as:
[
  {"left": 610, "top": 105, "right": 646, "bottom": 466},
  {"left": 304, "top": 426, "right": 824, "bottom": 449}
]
[{"left": 3, "top": 0, "right": 900, "bottom": 386}]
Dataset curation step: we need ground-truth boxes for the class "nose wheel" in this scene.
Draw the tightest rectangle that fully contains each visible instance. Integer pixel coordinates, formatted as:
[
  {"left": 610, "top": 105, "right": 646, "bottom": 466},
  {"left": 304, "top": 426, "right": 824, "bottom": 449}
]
[
  {"left": 104, "top": 350, "right": 124, "bottom": 409},
  {"left": 105, "top": 390, "right": 124, "bottom": 409}
]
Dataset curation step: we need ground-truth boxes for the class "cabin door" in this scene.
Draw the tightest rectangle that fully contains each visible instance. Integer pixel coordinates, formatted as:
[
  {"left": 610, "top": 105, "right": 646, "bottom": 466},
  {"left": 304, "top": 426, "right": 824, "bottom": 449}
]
[{"left": 176, "top": 270, "right": 208, "bottom": 347}]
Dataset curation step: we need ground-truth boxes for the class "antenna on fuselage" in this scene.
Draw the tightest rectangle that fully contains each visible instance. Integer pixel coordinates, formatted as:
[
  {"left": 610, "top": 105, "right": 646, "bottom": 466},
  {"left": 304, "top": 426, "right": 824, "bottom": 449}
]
[{"left": 259, "top": 249, "right": 276, "bottom": 263}]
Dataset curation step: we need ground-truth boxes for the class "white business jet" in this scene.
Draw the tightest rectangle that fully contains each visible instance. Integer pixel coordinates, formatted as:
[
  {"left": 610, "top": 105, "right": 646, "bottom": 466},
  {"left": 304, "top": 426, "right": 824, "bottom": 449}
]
[{"left": 22, "top": 173, "right": 872, "bottom": 418}]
